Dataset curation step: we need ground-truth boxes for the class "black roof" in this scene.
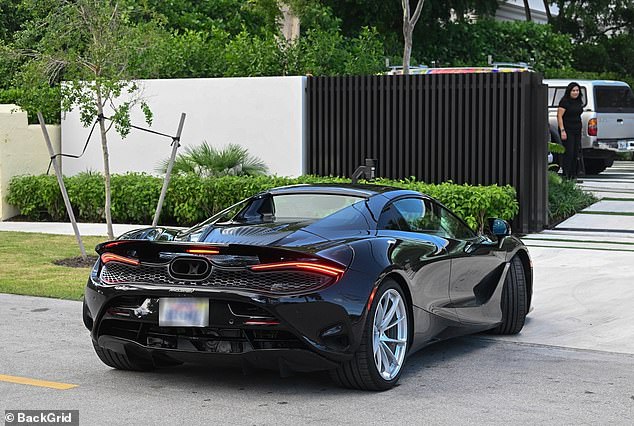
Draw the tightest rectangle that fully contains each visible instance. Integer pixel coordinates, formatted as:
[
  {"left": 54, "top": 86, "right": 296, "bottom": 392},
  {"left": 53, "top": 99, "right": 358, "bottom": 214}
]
[{"left": 265, "top": 183, "right": 411, "bottom": 198}]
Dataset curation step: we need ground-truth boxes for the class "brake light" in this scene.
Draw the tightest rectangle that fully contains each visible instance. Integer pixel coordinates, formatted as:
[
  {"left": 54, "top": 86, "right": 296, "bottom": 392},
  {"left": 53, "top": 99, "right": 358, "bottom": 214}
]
[
  {"left": 250, "top": 262, "right": 345, "bottom": 277},
  {"left": 588, "top": 118, "right": 598, "bottom": 136},
  {"left": 100, "top": 253, "right": 140, "bottom": 266},
  {"left": 244, "top": 320, "right": 280, "bottom": 326},
  {"left": 186, "top": 248, "right": 220, "bottom": 255},
  {"left": 103, "top": 241, "right": 127, "bottom": 249}
]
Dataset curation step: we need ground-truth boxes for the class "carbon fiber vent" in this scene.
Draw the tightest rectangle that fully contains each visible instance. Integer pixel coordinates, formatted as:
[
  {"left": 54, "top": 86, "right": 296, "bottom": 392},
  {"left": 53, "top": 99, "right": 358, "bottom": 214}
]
[{"left": 100, "top": 262, "right": 332, "bottom": 294}]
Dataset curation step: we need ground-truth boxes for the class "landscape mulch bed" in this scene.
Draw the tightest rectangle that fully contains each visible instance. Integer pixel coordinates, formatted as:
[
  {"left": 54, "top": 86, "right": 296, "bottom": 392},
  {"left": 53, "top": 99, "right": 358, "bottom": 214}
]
[{"left": 53, "top": 256, "right": 98, "bottom": 268}]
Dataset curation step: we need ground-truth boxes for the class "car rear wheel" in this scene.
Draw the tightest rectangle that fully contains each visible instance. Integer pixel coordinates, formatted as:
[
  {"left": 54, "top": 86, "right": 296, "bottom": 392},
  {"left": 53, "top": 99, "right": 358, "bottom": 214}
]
[
  {"left": 330, "top": 279, "right": 409, "bottom": 391},
  {"left": 92, "top": 340, "right": 155, "bottom": 371},
  {"left": 489, "top": 256, "right": 527, "bottom": 335}
]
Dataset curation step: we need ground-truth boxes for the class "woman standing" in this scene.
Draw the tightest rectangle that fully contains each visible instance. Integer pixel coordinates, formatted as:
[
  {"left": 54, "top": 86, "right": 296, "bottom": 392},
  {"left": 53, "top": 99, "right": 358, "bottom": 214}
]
[{"left": 557, "top": 82, "right": 584, "bottom": 178}]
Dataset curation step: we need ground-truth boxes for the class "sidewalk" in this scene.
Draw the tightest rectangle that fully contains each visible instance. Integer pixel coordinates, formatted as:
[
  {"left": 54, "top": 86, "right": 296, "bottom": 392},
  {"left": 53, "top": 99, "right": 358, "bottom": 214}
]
[{"left": 0, "top": 221, "right": 143, "bottom": 237}]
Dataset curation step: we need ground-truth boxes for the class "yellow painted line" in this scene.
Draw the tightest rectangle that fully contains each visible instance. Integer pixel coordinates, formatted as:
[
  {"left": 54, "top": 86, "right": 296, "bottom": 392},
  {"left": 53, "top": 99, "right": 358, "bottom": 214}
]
[{"left": 0, "top": 374, "right": 78, "bottom": 390}]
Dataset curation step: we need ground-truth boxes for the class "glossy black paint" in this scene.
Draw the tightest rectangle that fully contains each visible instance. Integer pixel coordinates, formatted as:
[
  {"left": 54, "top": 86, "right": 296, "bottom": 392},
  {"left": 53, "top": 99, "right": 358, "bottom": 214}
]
[{"left": 84, "top": 184, "right": 532, "bottom": 373}]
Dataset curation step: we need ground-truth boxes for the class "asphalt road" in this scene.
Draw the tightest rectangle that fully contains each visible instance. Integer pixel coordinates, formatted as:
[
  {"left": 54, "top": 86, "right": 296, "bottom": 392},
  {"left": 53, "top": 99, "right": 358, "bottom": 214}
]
[{"left": 1, "top": 293, "right": 633, "bottom": 425}]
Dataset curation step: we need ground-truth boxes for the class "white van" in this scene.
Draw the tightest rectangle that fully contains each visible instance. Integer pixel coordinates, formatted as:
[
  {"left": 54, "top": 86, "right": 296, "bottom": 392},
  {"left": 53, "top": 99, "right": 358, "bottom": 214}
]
[{"left": 545, "top": 79, "right": 634, "bottom": 174}]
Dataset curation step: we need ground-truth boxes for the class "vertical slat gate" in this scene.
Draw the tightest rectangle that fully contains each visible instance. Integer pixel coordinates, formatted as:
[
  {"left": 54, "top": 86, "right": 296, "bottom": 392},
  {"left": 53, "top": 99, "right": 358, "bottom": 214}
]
[{"left": 306, "top": 73, "right": 548, "bottom": 233}]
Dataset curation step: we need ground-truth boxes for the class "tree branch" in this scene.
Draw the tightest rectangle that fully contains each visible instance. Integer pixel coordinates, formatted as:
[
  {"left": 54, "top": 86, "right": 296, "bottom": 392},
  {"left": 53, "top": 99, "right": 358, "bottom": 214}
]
[
  {"left": 410, "top": 0, "right": 426, "bottom": 26},
  {"left": 402, "top": 0, "right": 410, "bottom": 19}
]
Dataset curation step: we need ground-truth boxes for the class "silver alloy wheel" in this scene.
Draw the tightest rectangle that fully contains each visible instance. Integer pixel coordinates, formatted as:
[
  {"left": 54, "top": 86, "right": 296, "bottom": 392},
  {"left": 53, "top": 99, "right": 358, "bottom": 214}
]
[{"left": 372, "top": 288, "right": 408, "bottom": 381}]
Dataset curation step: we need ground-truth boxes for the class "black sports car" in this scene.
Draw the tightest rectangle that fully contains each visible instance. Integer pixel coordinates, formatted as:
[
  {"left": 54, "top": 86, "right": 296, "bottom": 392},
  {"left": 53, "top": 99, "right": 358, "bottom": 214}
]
[{"left": 83, "top": 184, "right": 532, "bottom": 390}]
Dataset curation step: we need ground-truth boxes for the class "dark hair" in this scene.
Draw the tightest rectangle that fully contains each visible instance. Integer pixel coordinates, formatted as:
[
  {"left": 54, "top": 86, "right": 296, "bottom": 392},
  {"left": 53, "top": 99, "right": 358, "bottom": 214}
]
[{"left": 564, "top": 82, "right": 583, "bottom": 103}]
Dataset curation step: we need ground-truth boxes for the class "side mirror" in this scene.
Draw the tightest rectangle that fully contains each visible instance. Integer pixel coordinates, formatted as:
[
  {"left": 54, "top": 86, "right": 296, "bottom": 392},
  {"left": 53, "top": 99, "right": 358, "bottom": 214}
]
[{"left": 487, "top": 218, "right": 511, "bottom": 237}]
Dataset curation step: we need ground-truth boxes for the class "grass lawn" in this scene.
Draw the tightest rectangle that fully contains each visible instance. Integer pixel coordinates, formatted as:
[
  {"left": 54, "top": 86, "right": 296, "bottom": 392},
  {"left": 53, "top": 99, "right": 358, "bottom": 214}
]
[{"left": 0, "top": 231, "right": 106, "bottom": 300}]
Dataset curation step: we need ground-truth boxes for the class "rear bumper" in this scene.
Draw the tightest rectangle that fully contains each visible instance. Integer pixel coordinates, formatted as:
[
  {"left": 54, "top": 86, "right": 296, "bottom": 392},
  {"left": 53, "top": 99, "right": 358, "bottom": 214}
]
[
  {"left": 588, "top": 139, "right": 634, "bottom": 153},
  {"left": 96, "top": 335, "right": 339, "bottom": 372},
  {"left": 84, "top": 269, "right": 374, "bottom": 369}
]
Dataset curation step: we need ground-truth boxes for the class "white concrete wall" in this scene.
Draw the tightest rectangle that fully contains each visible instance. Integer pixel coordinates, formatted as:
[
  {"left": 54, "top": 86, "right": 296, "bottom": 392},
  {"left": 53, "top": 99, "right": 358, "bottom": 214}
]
[
  {"left": 0, "top": 105, "right": 61, "bottom": 220},
  {"left": 496, "top": 0, "right": 559, "bottom": 24},
  {"left": 61, "top": 76, "right": 307, "bottom": 177}
]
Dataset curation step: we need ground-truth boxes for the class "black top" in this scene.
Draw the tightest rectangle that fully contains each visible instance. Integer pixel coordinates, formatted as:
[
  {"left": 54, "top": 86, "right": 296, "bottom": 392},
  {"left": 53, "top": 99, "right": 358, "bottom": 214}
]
[{"left": 558, "top": 97, "right": 583, "bottom": 131}]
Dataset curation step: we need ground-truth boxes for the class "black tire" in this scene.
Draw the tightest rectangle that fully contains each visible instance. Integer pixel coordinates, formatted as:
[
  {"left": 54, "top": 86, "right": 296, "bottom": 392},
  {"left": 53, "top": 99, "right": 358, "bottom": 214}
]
[
  {"left": 330, "top": 279, "right": 409, "bottom": 391},
  {"left": 489, "top": 256, "right": 527, "bottom": 335},
  {"left": 92, "top": 340, "right": 155, "bottom": 371},
  {"left": 583, "top": 158, "right": 608, "bottom": 175}
]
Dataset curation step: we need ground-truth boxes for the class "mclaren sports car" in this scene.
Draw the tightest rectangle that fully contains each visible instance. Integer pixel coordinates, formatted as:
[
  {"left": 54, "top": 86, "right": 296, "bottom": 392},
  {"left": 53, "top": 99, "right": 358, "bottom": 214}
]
[{"left": 83, "top": 184, "right": 532, "bottom": 390}]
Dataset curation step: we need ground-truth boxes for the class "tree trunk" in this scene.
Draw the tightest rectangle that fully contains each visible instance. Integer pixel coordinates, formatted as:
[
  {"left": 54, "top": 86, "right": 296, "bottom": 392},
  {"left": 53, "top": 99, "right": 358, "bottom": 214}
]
[
  {"left": 523, "top": 0, "right": 532, "bottom": 21},
  {"left": 403, "top": 27, "right": 412, "bottom": 75},
  {"left": 95, "top": 86, "right": 114, "bottom": 240},
  {"left": 401, "top": 0, "right": 425, "bottom": 75}
]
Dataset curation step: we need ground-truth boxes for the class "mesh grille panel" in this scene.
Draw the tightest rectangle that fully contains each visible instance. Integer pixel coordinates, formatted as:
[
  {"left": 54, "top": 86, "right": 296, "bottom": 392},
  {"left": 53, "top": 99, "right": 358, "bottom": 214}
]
[{"left": 100, "top": 262, "right": 332, "bottom": 294}]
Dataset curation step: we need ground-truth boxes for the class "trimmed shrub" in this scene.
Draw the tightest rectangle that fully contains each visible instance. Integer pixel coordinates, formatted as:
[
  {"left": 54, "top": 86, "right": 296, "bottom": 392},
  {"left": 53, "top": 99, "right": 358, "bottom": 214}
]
[
  {"left": 548, "top": 171, "right": 597, "bottom": 225},
  {"left": 7, "top": 173, "right": 519, "bottom": 231}
]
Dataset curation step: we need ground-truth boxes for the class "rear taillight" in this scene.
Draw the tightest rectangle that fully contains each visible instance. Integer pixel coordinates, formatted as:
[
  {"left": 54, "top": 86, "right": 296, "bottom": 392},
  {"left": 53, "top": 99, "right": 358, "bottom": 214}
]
[
  {"left": 588, "top": 118, "right": 598, "bottom": 136},
  {"left": 244, "top": 320, "right": 280, "bottom": 326},
  {"left": 100, "top": 253, "right": 140, "bottom": 266},
  {"left": 186, "top": 248, "right": 220, "bottom": 255},
  {"left": 250, "top": 261, "right": 344, "bottom": 277}
]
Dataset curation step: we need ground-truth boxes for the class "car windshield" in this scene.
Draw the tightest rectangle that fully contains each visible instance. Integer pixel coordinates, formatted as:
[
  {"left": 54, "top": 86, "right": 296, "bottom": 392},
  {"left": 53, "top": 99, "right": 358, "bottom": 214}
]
[
  {"left": 212, "top": 193, "right": 365, "bottom": 224},
  {"left": 595, "top": 86, "right": 634, "bottom": 113}
]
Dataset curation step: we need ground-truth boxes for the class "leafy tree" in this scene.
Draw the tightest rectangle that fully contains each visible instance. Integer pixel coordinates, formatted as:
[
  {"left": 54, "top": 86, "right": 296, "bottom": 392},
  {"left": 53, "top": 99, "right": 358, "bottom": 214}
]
[
  {"left": 126, "top": 0, "right": 281, "bottom": 36},
  {"left": 416, "top": 19, "right": 573, "bottom": 71},
  {"left": 550, "top": 0, "right": 634, "bottom": 42},
  {"left": 0, "top": 0, "right": 28, "bottom": 42},
  {"left": 130, "top": 28, "right": 230, "bottom": 79},
  {"left": 308, "top": 0, "right": 498, "bottom": 56},
  {"left": 159, "top": 142, "right": 269, "bottom": 177},
  {"left": 2, "top": 1, "right": 161, "bottom": 239},
  {"left": 225, "top": 29, "right": 284, "bottom": 77}
]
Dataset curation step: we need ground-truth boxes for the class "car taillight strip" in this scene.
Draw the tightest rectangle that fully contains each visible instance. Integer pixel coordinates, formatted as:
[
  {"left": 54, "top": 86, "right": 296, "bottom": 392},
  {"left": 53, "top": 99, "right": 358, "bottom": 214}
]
[
  {"left": 103, "top": 241, "right": 128, "bottom": 249},
  {"left": 244, "top": 320, "right": 280, "bottom": 326},
  {"left": 186, "top": 248, "right": 220, "bottom": 255},
  {"left": 100, "top": 253, "right": 140, "bottom": 266},
  {"left": 250, "top": 262, "right": 344, "bottom": 277}
]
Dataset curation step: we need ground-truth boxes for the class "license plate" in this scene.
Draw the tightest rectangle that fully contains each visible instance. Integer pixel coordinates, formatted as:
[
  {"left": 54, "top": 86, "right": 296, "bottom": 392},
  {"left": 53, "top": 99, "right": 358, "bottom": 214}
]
[
  {"left": 618, "top": 140, "right": 627, "bottom": 150},
  {"left": 159, "top": 298, "right": 209, "bottom": 327}
]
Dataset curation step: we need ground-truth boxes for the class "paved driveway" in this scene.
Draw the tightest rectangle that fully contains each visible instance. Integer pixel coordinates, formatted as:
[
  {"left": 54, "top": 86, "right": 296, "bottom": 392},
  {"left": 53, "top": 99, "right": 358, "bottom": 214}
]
[
  {"left": 515, "top": 161, "right": 634, "bottom": 354},
  {"left": 1, "top": 293, "right": 633, "bottom": 425}
]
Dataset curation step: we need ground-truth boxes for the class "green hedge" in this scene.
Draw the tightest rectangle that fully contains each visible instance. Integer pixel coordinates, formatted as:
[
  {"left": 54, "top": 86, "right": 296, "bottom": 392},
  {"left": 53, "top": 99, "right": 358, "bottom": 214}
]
[{"left": 6, "top": 173, "right": 519, "bottom": 231}]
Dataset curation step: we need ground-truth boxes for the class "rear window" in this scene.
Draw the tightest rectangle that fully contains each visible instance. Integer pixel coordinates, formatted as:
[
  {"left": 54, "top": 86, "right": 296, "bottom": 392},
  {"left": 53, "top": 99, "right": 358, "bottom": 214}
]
[
  {"left": 213, "top": 193, "right": 365, "bottom": 225},
  {"left": 271, "top": 194, "right": 364, "bottom": 220},
  {"left": 594, "top": 86, "right": 634, "bottom": 113},
  {"left": 548, "top": 86, "right": 588, "bottom": 107}
]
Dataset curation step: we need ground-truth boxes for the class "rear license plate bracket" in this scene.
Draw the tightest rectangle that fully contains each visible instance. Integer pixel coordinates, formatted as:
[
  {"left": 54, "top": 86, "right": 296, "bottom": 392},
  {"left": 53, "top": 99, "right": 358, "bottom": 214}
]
[{"left": 159, "top": 298, "right": 209, "bottom": 327}]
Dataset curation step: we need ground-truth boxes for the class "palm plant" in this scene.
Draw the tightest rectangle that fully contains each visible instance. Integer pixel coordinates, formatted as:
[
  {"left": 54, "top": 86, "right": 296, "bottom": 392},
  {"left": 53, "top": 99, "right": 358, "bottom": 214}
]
[{"left": 158, "top": 142, "right": 268, "bottom": 177}]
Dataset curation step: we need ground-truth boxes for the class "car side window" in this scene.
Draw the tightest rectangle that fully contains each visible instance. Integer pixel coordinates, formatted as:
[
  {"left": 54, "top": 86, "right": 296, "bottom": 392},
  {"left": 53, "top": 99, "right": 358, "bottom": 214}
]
[
  {"left": 435, "top": 204, "right": 476, "bottom": 240},
  {"left": 550, "top": 86, "right": 588, "bottom": 107},
  {"left": 379, "top": 198, "right": 476, "bottom": 240},
  {"left": 377, "top": 203, "right": 408, "bottom": 231},
  {"left": 378, "top": 198, "right": 441, "bottom": 233}
]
